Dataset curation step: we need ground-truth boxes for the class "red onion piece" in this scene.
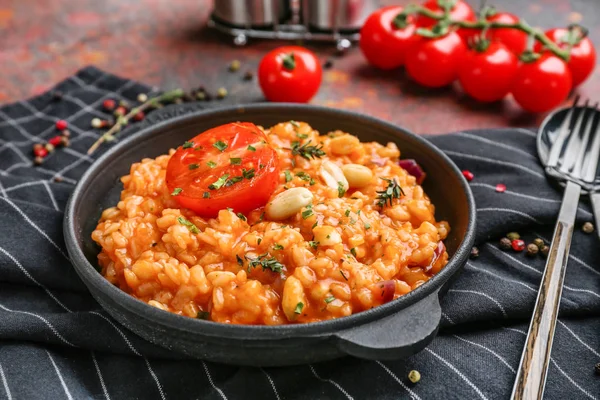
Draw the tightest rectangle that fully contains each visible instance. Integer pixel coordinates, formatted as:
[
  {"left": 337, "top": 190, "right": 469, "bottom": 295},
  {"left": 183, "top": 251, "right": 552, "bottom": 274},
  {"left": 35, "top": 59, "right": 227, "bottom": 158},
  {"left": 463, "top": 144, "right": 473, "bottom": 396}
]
[
  {"left": 398, "top": 159, "right": 426, "bottom": 185},
  {"left": 371, "top": 156, "right": 387, "bottom": 167},
  {"left": 425, "top": 241, "right": 446, "bottom": 273},
  {"left": 378, "top": 280, "right": 396, "bottom": 303}
]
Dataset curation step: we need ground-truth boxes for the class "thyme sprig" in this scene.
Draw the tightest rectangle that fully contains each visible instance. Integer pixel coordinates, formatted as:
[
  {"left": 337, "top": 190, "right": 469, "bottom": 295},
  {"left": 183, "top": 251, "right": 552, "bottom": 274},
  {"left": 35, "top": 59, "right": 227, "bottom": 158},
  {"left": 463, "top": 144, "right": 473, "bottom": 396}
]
[
  {"left": 245, "top": 253, "right": 284, "bottom": 273},
  {"left": 376, "top": 177, "right": 405, "bottom": 208},
  {"left": 291, "top": 140, "right": 326, "bottom": 160}
]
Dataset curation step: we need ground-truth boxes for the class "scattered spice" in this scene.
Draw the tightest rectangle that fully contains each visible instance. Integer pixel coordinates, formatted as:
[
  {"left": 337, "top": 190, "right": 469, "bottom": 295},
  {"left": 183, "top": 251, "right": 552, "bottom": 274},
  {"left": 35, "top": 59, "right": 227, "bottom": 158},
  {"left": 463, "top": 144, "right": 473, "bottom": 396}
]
[
  {"left": 582, "top": 222, "right": 594, "bottom": 234},
  {"left": 540, "top": 245, "right": 550, "bottom": 258},
  {"left": 499, "top": 237, "right": 512, "bottom": 251},
  {"left": 55, "top": 120, "right": 68, "bottom": 130},
  {"left": 462, "top": 170, "right": 474, "bottom": 182},
  {"left": 243, "top": 70, "right": 254, "bottom": 81},
  {"left": 217, "top": 87, "right": 228, "bottom": 99},
  {"left": 133, "top": 111, "right": 145, "bottom": 122},
  {"left": 229, "top": 60, "right": 241, "bottom": 72},
  {"left": 61, "top": 129, "right": 70, "bottom": 138},
  {"left": 54, "top": 176, "right": 63, "bottom": 183},
  {"left": 91, "top": 118, "right": 103, "bottom": 129},
  {"left": 137, "top": 93, "right": 148, "bottom": 103},
  {"left": 245, "top": 253, "right": 284, "bottom": 273},
  {"left": 60, "top": 136, "right": 70, "bottom": 147},
  {"left": 507, "top": 232, "right": 520, "bottom": 241},
  {"left": 532, "top": 238, "right": 545, "bottom": 249},
  {"left": 495, "top": 183, "right": 507, "bottom": 193},
  {"left": 323, "top": 59, "right": 334, "bottom": 69},
  {"left": 526, "top": 243, "right": 539, "bottom": 257},
  {"left": 195, "top": 91, "right": 206, "bottom": 101},
  {"left": 114, "top": 106, "right": 126, "bottom": 117},
  {"left": 102, "top": 99, "right": 116, "bottom": 111},
  {"left": 376, "top": 177, "right": 404, "bottom": 208},
  {"left": 48, "top": 136, "right": 62, "bottom": 147},
  {"left": 45, "top": 143, "right": 55, "bottom": 153},
  {"left": 512, "top": 239, "right": 526, "bottom": 252},
  {"left": 33, "top": 147, "right": 48, "bottom": 158},
  {"left": 408, "top": 370, "right": 421, "bottom": 384},
  {"left": 119, "top": 100, "right": 131, "bottom": 109},
  {"left": 33, "top": 156, "right": 44, "bottom": 165},
  {"left": 470, "top": 246, "right": 479, "bottom": 259},
  {"left": 291, "top": 140, "right": 326, "bottom": 160}
]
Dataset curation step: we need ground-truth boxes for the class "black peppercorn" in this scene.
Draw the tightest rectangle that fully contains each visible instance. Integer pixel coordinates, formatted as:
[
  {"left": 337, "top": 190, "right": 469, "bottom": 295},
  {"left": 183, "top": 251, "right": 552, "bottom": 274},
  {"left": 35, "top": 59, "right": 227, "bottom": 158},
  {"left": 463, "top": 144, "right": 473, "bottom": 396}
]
[
  {"left": 499, "top": 237, "right": 512, "bottom": 251},
  {"left": 51, "top": 91, "right": 63, "bottom": 101},
  {"left": 532, "top": 238, "right": 545, "bottom": 250},
  {"left": 540, "top": 245, "right": 550, "bottom": 258},
  {"left": 470, "top": 246, "right": 479, "bottom": 259},
  {"left": 526, "top": 243, "right": 539, "bottom": 257},
  {"left": 507, "top": 232, "right": 520, "bottom": 241},
  {"left": 595, "top": 362, "right": 600, "bottom": 375},
  {"left": 54, "top": 176, "right": 63, "bottom": 183},
  {"left": 243, "top": 70, "right": 254, "bottom": 81},
  {"left": 323, "top": 59, "right": 333, "bottom": 69},
  {"left": 182, "top": 93, "right": 196, "bottom": 102}
]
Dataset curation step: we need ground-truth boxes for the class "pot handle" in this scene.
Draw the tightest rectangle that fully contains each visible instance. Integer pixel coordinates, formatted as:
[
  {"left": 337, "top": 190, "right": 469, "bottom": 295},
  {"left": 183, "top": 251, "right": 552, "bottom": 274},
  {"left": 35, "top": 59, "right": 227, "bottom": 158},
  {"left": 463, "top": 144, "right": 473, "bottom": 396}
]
[{"left": 334, "top": 291, "right": 442, "bottom": 360}]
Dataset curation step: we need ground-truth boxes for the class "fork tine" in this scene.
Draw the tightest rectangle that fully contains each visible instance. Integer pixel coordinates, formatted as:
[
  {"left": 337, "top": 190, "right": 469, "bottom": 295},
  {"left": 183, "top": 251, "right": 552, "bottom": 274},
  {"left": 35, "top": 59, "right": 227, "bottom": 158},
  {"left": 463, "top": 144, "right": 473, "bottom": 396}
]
[
  {"left": 571, "top": 102, "right": 596, "bottom": 179},
  {"left": 548, "top": 96, "right": 580, "bottom": 168},
  {"left": 560, "top": 99, "right": 589, "bottom": 173},
  {"left": 582, "top": 105, "right": 600, "bottom": 183}
]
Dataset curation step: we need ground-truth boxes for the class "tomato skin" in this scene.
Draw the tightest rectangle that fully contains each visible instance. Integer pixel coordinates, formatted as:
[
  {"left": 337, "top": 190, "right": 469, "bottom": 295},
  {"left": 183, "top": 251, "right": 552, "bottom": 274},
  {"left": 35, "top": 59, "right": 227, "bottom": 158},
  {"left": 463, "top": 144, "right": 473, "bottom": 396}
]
[
  {"left": 166, "top": 123, "right": 280, "bottom": 217},
  {"left": 258, "top": 46, "right": 322, "bottom": 103},
  {"left": 359, "top": 6, "right": 419, "bottom": 70},
  {"left": 487, "top": 12, "right": 528, "bottom": 55},
  {"left": 416, "top": 0, "right": 476, "bottom": 42},
  {"left": 511, "top": 54, "right": 572, "bottom": 113},
  {"left": 458, "top": 42, "right": 518, "bottom": 102},
  {"left": 405, "top": 32, "right": 466, "bottom": 88},
  {"left": 535, "top": 28, "right": 596, "bottom": 87}
]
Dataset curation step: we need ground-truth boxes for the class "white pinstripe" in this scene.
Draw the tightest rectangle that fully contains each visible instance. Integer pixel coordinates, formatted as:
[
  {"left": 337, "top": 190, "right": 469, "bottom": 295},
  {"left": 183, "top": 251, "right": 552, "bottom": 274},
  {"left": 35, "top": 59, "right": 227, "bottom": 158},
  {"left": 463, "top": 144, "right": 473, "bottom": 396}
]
[
  {"left": 425, "top": 348, "right": 489, "bottom": 400},
  {"left": 201, "top": 361, "right": 227, "bottom": 400},
  {"left": 451, "top": 335, "right": 516, "bottom": 373},
  {"left": 0, "top": 180, "right": 6, "bottom": 199},
  {"left": 441, "top": 312, "right": 456, "bottom": 325},
  {"left": 375, "top": 361, "right": 422, "bottom": 400},
  {"left": 514, "top": 128, "right": 537, "bottom": 137},
  {"left": 259, "top": 368, "right": 281, "bottom": 400},
  {"left": 465, "top": 262, "right": 537, "bottom": 293},
  {"left": 4, "top": 180, "right": 48, "bottom": 192},
  {"left": 0, "top": 197, "right": 70, "bottom": 261},
  {"left": 46, "top": 351, "right": 74, "bottom": 400},
  {"left": 477, "top": 208, "right": 543, "bottom": 224},
  {"left": 0, "top": 302, "right": 74, "bottom": 346},
  {"left": 448, "top": 289, "right": 507, "bottom": 317},
  {"left": 309, "top": 364, "right": 353, "bottom": 400},
  {"left": 0, "top": 108, "right": 39, "bottom": 142},
  {"left": 51, "top": 156, "right": 90, "bottom": 181},
  {"left": 91, "top": 352, "right": 110, "bottom": 400},
  {"left": 453, "top": 132, "right": 537, "bottom": 159},
  {"left": 557, "top": 320, "right": 600, "bottom": 357},
  {"left": 442, "top": 149, "right": 546, "bottom": 179},
  {"left": 0, "top": 362, "right": 11, "bottom": 400},
  {"left": 532, "top": 232, "right": 600, "bottom": 277},
  {"left": 42, "top": 181, "right": 60, "bottom": 211},
  {"left": 145, "top": 358, "right": 166, "bottom": 400},
  {"left": 0, "top": 142, "right": 30, "bottom": 164}
]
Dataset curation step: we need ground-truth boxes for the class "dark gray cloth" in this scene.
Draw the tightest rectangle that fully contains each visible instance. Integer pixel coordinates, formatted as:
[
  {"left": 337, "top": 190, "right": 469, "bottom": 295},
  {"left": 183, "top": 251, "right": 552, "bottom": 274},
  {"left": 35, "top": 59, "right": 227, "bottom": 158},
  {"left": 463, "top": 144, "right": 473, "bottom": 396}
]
[{"left": 0, "top": 66, "right": 598, "bottom": 400}]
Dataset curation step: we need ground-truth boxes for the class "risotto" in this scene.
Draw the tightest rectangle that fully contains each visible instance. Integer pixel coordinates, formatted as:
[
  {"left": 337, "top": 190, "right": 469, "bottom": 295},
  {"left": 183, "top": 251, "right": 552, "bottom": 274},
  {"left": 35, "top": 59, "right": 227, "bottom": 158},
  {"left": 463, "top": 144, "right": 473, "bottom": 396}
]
[{"left": 92, "top": 121, "right": 450, "bottom": 325}]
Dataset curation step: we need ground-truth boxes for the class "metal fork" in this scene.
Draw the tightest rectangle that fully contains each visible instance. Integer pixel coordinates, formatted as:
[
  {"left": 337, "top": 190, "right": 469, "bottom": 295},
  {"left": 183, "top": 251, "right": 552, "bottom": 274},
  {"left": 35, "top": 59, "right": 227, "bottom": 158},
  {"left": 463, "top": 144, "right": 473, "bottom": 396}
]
[{"left": 511, "top": 98, "right": 600, "bottom": 400}]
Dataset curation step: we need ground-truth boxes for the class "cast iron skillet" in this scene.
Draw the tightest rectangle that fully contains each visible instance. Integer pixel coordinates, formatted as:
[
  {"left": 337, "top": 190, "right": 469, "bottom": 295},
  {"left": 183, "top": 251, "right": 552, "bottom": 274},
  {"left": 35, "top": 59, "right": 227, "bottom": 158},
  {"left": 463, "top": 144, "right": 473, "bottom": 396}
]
[{"left": 64, "top": 103, "right": 476, "bottom": 366}]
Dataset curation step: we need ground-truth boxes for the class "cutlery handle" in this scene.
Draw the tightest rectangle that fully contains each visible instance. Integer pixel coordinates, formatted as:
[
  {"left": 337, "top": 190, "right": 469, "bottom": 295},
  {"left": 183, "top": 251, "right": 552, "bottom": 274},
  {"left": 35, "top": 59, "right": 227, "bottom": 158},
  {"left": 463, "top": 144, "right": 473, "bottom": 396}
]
[
  {"left": 511, "top": 181, "right": 581, "bottom": 400},
  {"left": 589, "top": 192, "right": 600, "bottom": 241}
]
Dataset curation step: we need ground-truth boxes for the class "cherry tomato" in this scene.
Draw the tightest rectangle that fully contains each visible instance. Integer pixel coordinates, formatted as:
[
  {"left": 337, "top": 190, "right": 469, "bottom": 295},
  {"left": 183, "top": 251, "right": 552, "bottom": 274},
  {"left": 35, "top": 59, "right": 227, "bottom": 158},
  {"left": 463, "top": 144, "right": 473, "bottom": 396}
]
[
  {"left": 359, "top": 6, "right": 419, "bottom": 70},
  {"left": 511, "top": 53, "right": 572, "bottom": 113},
  {"left": 416, "top": 0, "right": 476, "bottom": 42},
  {"left": 458, "top": 42, "right": 518, "bottom": 102},
  {"left": 487, "top": 12, "right": 528, "bottom": 55},
  {"left": 258, "top": 46, "right": 322, "bottom": 103},
  {"left": 166, "top": 122, "right": 280, "bottom": 217},
  {"left": 405, "top": 31, "right": 466, "bottom": 88},
  {"left": 535, "top": 27, "right": 596, "bottom": 87}
]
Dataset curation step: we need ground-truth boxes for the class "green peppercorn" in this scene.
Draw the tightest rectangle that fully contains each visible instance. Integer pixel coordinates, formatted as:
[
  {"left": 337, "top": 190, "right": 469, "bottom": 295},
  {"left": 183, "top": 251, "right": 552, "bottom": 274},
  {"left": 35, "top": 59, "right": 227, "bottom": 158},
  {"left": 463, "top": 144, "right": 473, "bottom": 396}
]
[
  {"left": 243, "top": 70, "right": 254, "bottom": 81},
  {"left": 507, "top": 232, "right": 520, "bottom": 241},
  {"left": 499, "top": 237, "right": 512, "bottom": 251},
  {"left": 540, "top": 245, "right": 550, "bottom": 258},
  {"left": 408, "top": 370, "right": 421, "bottom": 384},
  {"left": 217, "top": 87, "right": 228, "bottom": 99},
  {"left": 582, "top": 222, "right": 594, "bottom": 234},
  {"left": 532, "top": 238, "right": 545, "bottom": 250},
  {"left": 229, "top": 60, "right": 241, "bottom": 72},
  {"left": 470, "top": 246, "right": 479, "bottom": 259},
  {"left": 526, "top": 243, "right": 539, "bottom": 257},
  {"left": 196, "top": 91, "right": 206, "bottom": 101}
]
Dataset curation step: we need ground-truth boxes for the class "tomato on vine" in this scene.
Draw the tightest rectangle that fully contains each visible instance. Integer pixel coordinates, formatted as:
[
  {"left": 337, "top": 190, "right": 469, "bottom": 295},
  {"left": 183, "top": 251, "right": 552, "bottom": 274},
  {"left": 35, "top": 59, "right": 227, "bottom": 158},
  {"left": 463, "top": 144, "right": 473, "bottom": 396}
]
[
  {"left": 416, "top": 0, "right": 476, "bottom": 42},
  {"left": 511, "top": 53, "right": 572, "bottom": 113},
  {"left": 359, "top": 6, "right": 419, "bottom": 70},
  {"left": 535, "top": 26, "right": 596, "bottom": 87},
  {"left": 487, "top": 12, "right": 528, "bottom": 55},
  {"left": 458, "top": 41, "right": 518, "bottom": 102},
  {"left": 405, "top": 31, "right": 466, "bottom": 88}
]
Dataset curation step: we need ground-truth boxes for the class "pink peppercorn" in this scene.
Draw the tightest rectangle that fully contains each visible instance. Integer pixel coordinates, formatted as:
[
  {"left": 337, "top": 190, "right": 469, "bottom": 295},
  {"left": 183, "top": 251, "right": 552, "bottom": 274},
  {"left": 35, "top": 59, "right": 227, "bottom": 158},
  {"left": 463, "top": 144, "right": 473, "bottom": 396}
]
[
  {"left": 511, "top": 239, "right": 525, "bottom": 252},
  {"left": 495, "top": 183, "right": 506, "bottom": 193},
  {"left": 55, "top": 120, "right": 68, "bottom": 130},
  {"left": 462, "top": 170, "right": 474, "bottom": 181},
  {"left": 48, "top": 136, "right": 62, "bottom": 147}
]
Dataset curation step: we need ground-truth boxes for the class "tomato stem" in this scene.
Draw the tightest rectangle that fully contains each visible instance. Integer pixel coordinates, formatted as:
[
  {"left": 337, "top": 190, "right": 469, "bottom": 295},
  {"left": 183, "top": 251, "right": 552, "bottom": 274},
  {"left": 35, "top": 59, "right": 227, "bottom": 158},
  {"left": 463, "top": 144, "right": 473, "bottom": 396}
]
[
  {"left": 400, "top": 5, "right": 572, "bottom": 61},
  {"left": 282, "top": 53, "right": 296, "bottom": 70}
]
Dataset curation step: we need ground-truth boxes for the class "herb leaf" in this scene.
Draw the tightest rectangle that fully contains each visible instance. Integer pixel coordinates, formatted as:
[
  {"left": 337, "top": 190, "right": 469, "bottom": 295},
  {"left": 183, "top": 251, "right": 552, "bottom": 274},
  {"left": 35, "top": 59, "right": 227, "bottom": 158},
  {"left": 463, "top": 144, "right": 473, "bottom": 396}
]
[
  {"left": 295, "top": 171, "right": 311, "bottom": 181},
  {"left": 213, "top": 141, "right": 228, "bottom": 152},
  {"left": 236, "top": 255, "right": 244, "bottom": 266},
  {"left": 209, "top": 174, "right": 230, "bottom": 190},
  {"left": 171, "top": 187, "right": 183, "bottom": 196},
  {"left": 188, "top": 163, "right": 199, "bottom": 170},
  {"left": 284, "top": 170, "right": 292, "bottom": 183},
  {"left": 230, "top": 157, "right": 242, "bottom": 165},
  {"left": 337, "top": 182, "right": 346, "bottom": 198},
  {"left": 294, "top": 302, "right": 304, "bottom": 314},
  {"left": 291, "top": 140, "right": 326, "bottom": 160},
  {"left": 340, "top": 270, "right": 348, "bottom": 281},
  {"left": 350, "top": 248, "right": 357, "bottom": 257},
  {"left": 242, "top": 168, "right": 255, "bottom": 180},
  {"left": 182, "top": 141, "right": 194, "bottom": 149},
  {"left": 247, "top": 145, "right": 256, "bottom": 152},
  {"left": 236, "top": 212, "right": 247, "bottom": 221},
  {"left": 325, "top": 295, "right": 335, "bottom": 304},
  {"left": 273, "top": 243, "right": 284, "bottom": 250},
  {"left": 308, "top": 241, "right": 319, "bottom": 249},
  {"left": 364, "top": 222, "right": 371, "bottom": 229},
  {"left": 290, "top": 120, "right": 300, "bottom": 128},
  {"left": 207, "top": 160, "right": 217, "bottom": 168},
  {"left": 203, "top": 192, "right": 210, "bottom": 198},
  {"left": 376, "top": 178, "right": 405, "bottom": 208},
  {"left": 197, "top": 311, "right": 210, "bottom": 320},
  {"left": 302, "top": 204, "right": 314, "bottom": 220},
  {"left": 245, "top": 253, "right": 284, "bottom": 273},
  {"left": 177, "top": 216, "right": 200, "bottom": 234},
  {"left": 344, "top": 209, "right": 351, "bottom": 217}
]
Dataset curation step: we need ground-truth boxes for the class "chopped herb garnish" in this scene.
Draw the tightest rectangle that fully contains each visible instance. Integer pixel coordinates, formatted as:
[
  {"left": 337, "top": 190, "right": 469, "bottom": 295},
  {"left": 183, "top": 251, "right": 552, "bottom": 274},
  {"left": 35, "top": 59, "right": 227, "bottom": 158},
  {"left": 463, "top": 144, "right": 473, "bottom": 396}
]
[
  {"left": 284, "top": 170, "right": 292, "bottom": 183},
  {"left": 259, "top": 212, "right": 265, "bottom": 221},
  {"left": 349, "top": 218, "right": 356, "bottom": 225},
  {"left": 350, "top": 248, "right": 357, "bottom": 257},
  {"left": 171, "top": 187, "right": 183, "bottom": 196},
  {"left": 208, "top": 174, "right": 230, "bottom": 190},
  {"left": 242, "top": 168, "right": 255, "bottom": 180},
  {"left": 344, "top": 209, "right": 351, "bottom": 217},
  {"left": 337, "top": 182, "right": 346, "bottom": 198},
  {"left": 247, "top": 145, "right": 256, "bottom": 152},
  {"left": 309, "top": 179, "right": 315, "bottom": 185},
  {"left": 213, "top": 140, "right": 228, "bottom": 152},
  {"left": 273, "top": 243, "right": 284, "bottom": 250},
  {"left": 295, "top": 171, "right": 311, "bottom": 181},
  {"left": 308, "top": 241, "right": 319, "bottom": 249},
  {"left": 227, "top": 207, "right": 234, "bottom": 212},
  {"left": 207, "top": 160, "right": 217, "bottom": 168},
  {"left": 197, "top": 311, "right": 210, "bottom": 320},
  {"left": 151, "top": 242, "right": 157, "bottom": 247},
  {"left": 302, "top": 204, "right": 314, "bottom": 219},
  {"left": 376, "top": 177, "right": 405, "bottom": 208},
  {"left": 296, "top": 133, "right": 308, "bottom": 139},
  {"left": 291, "top": 140, "right": 326, "bottom": 160},
  {"left": 294, "top": 302, "right": 304, "bottom": 314},
  {"left": 257, "top": 238, "right": 262, "bottom": 245},
  {"left": 312, "top": 221, "right": 318, "bottom": 229},
  {"left": 357, "top": 210, "right": 361, "bottom": 215},
  {"left": 236, "top": 255, "right": 244, "bottom": 266},
  {"left": 177, "top": 216, "right": 200, "bottom": 234},
  {"left": 188, "top": 163, "right": 199, "bottom": 170},
  {"left": 203, "top": 192, "right": 210, "bottom": 199},
  {"left": 364, "top": 222, "right": 371, "bottom": 229},
  {"left": 290, "top": 120, "right": 300, "bottom": 128},
  {"left": 225, "top": 176, "right": 244, "bottom": 187},
  {"left": 325, "top": 295, "right": 335, "bottom": 304},
  {"left": 340, "top": 270, "right": 348, "bottom": 281},
  {"left": 245, "top": 253, "right": 284, "bottom": 273},
  {"left": 259, "top": 164, "right": 265, "bottom": 169},
  {"left": 182, "top": 141, "right": 194, "bottom": 149},
  {"left": 237, "top": 213, "right": 247, "bottom": 221},
  {"left": 230, "top": 157, "right": 242, "bottom": 165}
]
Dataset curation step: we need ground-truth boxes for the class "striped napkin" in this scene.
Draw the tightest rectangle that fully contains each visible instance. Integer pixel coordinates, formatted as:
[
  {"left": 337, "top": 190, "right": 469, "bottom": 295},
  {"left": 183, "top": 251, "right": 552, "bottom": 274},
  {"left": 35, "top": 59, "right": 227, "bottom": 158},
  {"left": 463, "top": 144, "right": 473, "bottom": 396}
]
[{"left": 0, "top": 66, "right": 598, "bottom": 400}]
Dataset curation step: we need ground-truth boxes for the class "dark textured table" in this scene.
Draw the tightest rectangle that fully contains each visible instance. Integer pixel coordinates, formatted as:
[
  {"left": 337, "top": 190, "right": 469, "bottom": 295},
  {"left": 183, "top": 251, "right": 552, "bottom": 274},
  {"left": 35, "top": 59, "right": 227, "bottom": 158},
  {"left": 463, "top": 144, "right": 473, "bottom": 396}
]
[{"left": 2, "top": 0, "right": 599, "bottom": 133}]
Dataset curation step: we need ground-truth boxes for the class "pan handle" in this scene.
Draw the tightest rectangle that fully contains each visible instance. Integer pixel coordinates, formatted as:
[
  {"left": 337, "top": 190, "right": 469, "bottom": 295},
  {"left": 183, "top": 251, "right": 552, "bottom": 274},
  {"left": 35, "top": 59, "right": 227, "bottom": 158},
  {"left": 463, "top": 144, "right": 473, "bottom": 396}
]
[{"left": 334, "top": 291, "right": 442, "bottom": 360}]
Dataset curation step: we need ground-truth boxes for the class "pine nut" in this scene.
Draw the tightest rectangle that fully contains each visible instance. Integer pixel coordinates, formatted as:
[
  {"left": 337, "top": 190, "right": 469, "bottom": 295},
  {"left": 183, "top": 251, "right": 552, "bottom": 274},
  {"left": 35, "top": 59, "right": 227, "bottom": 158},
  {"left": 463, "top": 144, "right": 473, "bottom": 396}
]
[
  {"left": 265, "top": 187, "right": 314, "bottom": 220},
  {"left": 329, "top": 134, "right": 360, "bottom": 155},
  {"left": 319, "top": 161, "right": 349, "bottom": 193},
  {"left": 341, "top": 164, "right": 373, "bottom": 188}
]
